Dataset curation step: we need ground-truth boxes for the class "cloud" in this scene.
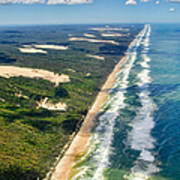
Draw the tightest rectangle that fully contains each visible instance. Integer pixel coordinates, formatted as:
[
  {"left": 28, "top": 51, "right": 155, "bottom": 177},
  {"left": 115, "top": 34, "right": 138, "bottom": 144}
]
[
  {"left": 125, "top": 0, "right": 137, "bottom": 5},
  {"left": 0, "top": 0, "right": 92, "bottom": 4},
  {"left": 169, "top": 7, "right": 175, "bottom": 11},
  {"left": 168, "top": 0, "right": 180, "bottom": 3},
  {"left": 155, "top": 0, "right": 160, "bottom": 4},
  {"left": 141, "top": 0, "right": 151, "bottom": 2},
  {"left": 0, "top": 0, "right": 45, "bottom": 4},
  {"left": 47, "top": 0, "right": 93, "bottom": 5},
  {"left": 141, "top": 0, "right": 160, "bottom": 3}
]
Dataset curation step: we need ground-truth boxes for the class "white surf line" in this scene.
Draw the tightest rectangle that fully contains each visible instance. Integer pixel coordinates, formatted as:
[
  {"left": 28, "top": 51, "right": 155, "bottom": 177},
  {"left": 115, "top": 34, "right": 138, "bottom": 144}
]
[
  {"left": 71, "top": 25, "right": 148, "bottom": 180},
  {"left": 125, "top": 25, "right": 160, "bottom": 180},
  {"left": 91, "top": 25, "right": 149, "bottom": 180}
]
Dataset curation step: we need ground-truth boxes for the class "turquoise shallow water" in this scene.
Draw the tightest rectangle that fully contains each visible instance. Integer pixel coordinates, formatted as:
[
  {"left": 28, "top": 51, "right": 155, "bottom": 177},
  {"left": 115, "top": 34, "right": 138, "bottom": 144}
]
[{"left": 70, "top": 24, "right": 180, "bottom": 180}]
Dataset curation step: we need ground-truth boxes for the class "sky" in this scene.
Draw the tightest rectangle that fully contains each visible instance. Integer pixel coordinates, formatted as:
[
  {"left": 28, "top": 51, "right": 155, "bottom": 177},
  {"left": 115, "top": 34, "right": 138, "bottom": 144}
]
[{"left": 0, "top": 0, "right": 179, "bottom": 25}]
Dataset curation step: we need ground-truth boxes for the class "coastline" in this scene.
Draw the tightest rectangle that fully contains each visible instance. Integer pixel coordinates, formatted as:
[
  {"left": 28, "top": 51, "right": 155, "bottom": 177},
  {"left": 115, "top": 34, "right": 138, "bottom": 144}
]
[{"left": 48, "top": 39, "right": 135, "bottom": 180}]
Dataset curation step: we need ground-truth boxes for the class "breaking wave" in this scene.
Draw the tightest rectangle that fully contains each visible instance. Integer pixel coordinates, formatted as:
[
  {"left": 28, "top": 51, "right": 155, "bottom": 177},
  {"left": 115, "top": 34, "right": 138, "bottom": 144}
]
[
  {"left": 71, "top": 25, "right": 149, "bottom": 180},
  {"left": 125, "top": 25, "right": 160, "bottom": 180}
]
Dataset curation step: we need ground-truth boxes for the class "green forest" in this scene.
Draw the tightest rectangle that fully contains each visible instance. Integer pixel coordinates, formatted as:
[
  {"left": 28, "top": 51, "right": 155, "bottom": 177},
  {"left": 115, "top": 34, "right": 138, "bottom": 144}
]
[{"left": 0, "top": 24, "right": 143, "bottom": 179}]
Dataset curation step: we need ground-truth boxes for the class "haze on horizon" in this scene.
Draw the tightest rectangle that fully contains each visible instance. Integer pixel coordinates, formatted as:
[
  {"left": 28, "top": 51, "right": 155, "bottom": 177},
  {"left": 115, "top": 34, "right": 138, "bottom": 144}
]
[{"left": 0, "top": 0, "right": 179, "bottom": 25}]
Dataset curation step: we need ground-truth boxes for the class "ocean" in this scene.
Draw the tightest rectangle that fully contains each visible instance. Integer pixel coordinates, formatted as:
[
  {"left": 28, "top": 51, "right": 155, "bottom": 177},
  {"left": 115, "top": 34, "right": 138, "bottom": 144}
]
[{"left": 70, "top": 24, "right": 180, "bottom": 180}]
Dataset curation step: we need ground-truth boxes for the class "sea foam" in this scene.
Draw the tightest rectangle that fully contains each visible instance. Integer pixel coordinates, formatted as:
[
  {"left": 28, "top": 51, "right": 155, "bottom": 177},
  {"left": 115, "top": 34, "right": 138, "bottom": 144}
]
[
  {"left": 126, "top": 25, "right": 160, "bottom": 180},
  {"left": 71, "top": 25, "right": 148, "bottom": 180}
]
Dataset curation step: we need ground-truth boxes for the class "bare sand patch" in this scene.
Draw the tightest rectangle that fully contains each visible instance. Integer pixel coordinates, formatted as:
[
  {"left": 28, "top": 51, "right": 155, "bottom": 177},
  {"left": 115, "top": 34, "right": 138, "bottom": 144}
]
[
  {"left": 86, "top": 54, "right": 105, "bottom": 61},
  {"left": 19, "top": 44, "right": 68, "bottom": 54},
  {"left": 90, "top": 27, "right": 122, "bottom": 31},
  {"left": 83, "top": 33, "right": 96, "bottom": 38},
  {"left": 66, "top": 68, "right": 76, "bottom": 73},
  {"left": 0, "top": 66, "right": 70, "bottom": 87},
  {"left": 85, "top": 72, "right": 91, "bottom": 77},
  {"left": 90, "top": 27, "right": 129, "bottom": 31},
  {"left": 15, "top": 91, "right": 29, "bottom": 99},
  {"left": 69, "top": 37, "right": 119, "bottom": 45},
  {"left": 37, "top": 97, "right": 67, "bottom": 111},
  {"left": 34, "top": 45, "right": 68, "bottom": 50},
  {"left": 23, "top": 45, "right": 33, "bottom": 48},
  {"left": 18, "top": 48, "right": 47, "bottom": 54},
  {"left": 101, "top": 33, "right": 128, "bottom": 37},
  {"left": 0, "top": 98, "right": 5, "bottom": 102}
]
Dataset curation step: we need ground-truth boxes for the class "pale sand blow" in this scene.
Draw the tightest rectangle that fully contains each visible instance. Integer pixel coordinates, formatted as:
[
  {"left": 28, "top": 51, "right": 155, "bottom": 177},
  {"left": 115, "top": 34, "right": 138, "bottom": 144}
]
[
  {"left": 83, "top": 33, "right": 96, "bottom": 38},
  {"left": 90, "top": 27, "right": 129, "bottom": 31},
  {"left": 37, "top": 97, "right": 67, "bottom": 111},
  {"left": 69, "top": 37, "right": 119, "bottom": 45},
  {"left": 86, "top": 54, "right": 105, "bottom": 60},
  {"left": 18, "top": 47, "right": 47, "bottom": 54},
  {"left": 19, "top": 45, "right": 68, "bottom": 54},
  {"left": 0, "top": 66, "right": 70, "bottom": 87},
  {"left": 34, "top": 45, "right": 68, "bottom": 50}
]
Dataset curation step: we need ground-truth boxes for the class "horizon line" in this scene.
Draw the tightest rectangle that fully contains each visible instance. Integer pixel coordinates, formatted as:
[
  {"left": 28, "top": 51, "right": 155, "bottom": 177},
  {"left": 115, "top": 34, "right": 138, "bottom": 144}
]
[{"left": 1, "top": 22, "right": 180, "bottom": 27}]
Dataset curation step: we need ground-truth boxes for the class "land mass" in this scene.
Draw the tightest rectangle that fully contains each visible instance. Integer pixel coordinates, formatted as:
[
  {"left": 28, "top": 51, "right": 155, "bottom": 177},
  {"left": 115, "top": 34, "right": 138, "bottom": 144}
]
[{"left": 0, "top": 24, "right": 143, "bottom": 180}]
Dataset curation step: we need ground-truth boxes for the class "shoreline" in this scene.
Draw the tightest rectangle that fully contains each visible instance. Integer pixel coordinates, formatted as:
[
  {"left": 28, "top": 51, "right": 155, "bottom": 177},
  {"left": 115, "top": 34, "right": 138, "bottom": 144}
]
[{"left": 48, "top": 39, "right": 135, "bottom": 180}]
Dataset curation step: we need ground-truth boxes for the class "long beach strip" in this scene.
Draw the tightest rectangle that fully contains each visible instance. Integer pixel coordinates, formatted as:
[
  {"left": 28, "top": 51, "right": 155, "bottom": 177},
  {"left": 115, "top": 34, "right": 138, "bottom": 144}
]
[{"left": 48, "top": 32, "right": 140, "bottom": 180}]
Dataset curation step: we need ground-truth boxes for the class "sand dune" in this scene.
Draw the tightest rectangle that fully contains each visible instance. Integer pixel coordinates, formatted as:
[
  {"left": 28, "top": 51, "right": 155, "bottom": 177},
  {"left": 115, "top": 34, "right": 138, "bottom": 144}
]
[
  {"left": 15, "top": 91, "right": 29, "bottom": 99},
  {"left": 66, "top": 68, "right": 76, "bottom": 73},
  {"left": 69, "top": 37, "right": 119, "bottom": 45},
  {"left": 0, "top": 66, "right": 70, "bottom": 87},
  {"left": 86, "top": 54, "right": 105, "bottom": 60},
  {"left": 18, "top": 47, "right": 47, "bottom": 54},
  {"left": 37, "top": 97, "right": 67, "bottom": 111},
  {"left": 19, "top": 44, "right": 68, "bottom": 54},
  {"left": 34, "top": 44, "right": 68, "bottom": 50},
  {"left": 83, "top": 33, "right": 96, "bottom": 38},
  {"left": 90, "top": 27, "right": 129, "bottom": 31}
]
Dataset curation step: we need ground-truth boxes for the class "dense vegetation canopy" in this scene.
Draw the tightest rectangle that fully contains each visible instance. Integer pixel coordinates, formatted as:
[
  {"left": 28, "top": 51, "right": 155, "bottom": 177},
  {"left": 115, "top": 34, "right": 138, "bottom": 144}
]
[{"left": 0, "top": 24, "right": 143, "bottom": 179}]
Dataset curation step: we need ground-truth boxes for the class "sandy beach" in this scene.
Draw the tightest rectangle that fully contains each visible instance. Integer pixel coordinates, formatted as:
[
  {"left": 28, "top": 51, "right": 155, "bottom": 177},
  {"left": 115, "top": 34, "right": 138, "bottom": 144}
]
[
  {"left": 45, "top": 32, "right": 139, "bottom": 180},
  {"left": 48, "top": 54, "right": 129, "bottom": 180}
]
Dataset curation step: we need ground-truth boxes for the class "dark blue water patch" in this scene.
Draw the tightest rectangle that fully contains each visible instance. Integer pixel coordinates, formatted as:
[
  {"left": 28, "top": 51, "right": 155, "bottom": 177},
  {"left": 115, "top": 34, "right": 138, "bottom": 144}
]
[
  {"left": 148, "top": 49, "right": 180, "bottom": 57},
  {"left": 124, "top": 86, "right": 142, "bottom": 107},
  {"left": 152, "top": 100, "right": 180, "bottom": 180},
  {"left": 150, "top": 24, "right": 180, "bottom": 38},
  {"left": 108, "top": 84, "right": 142, "bottom": 171},
  {"left": 109, "top": 112, "right": 140, "bottom": 171},
  {"left": 149, "top": 83, "right": 180, "bottom": 98}
]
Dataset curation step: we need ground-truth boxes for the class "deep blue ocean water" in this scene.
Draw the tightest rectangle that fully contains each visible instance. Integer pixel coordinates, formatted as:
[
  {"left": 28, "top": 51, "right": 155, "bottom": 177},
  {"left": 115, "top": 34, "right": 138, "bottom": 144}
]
[{"left": 70, "top": 24, "right": 180, "bottom": 180}]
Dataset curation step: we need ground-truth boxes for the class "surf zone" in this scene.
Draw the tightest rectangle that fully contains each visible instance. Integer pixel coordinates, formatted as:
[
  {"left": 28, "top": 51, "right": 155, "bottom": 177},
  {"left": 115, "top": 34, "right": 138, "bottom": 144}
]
[{"left": 69, "top": 25, "right": 157, "bottom": 180}]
